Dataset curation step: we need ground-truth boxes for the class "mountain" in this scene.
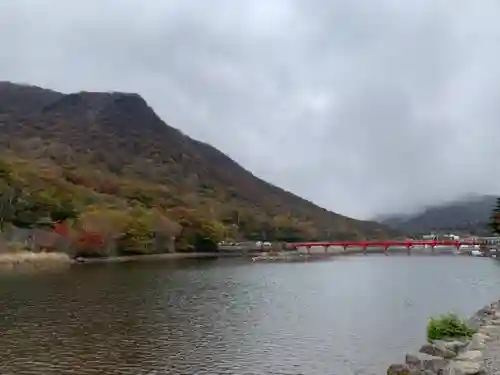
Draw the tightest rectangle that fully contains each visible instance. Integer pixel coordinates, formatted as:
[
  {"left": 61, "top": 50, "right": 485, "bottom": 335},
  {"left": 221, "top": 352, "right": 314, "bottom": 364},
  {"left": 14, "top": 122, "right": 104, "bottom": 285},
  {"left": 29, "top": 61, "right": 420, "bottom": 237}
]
[
  {"left": 0, "top": 82, "right": 397, "bottom": 254},
  {"left": 377, "top": 195, "right": 497, "bottom": 236}
]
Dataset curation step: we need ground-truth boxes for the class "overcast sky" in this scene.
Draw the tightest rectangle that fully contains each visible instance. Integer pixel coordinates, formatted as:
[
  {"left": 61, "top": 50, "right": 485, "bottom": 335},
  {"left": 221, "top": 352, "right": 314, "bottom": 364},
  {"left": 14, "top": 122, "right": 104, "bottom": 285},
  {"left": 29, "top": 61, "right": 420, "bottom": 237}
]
[{"left": 2, "top": 0, "right": 500, "bottom": 219}]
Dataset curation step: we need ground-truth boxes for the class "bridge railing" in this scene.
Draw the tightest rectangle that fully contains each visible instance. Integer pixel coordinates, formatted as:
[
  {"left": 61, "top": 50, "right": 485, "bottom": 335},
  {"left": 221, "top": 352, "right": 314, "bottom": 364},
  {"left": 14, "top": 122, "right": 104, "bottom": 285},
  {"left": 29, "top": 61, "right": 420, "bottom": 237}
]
[{"left": 287, "top": 240, "right": 482, "bottom": 250}]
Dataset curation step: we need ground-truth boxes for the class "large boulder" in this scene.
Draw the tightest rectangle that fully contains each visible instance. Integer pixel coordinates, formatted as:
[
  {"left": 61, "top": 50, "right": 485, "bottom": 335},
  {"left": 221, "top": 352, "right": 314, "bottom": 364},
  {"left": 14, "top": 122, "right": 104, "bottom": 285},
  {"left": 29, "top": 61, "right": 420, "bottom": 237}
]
[
  {"left": 406, "top": 353, "right": 448, "bottom": 373},
  {"left": 387, "top": 363, "right": 411, "bottom": 375},
  {"left": 466, "top": 334, "right": 487, "bottom": 351},
  {"left": 420, "top": 343, "right": 457, "bottom": 358},
  {"left": 467, "top": 305, "right": 496, "bottom": 329},
  {"left": 435, "top": 340, "right": 467, "bottom": 354},
  {"left": 454, "top": 350, "right": 482, "bottom": 362},
  {"left": 478, "top": 324, "right": 500, "bottom": 338},
  {"left": 387, "top": 363, "right": 429, "bottom": 375},
  {"left": 443, "top": 361, "right": 484, "bottom": 375}
]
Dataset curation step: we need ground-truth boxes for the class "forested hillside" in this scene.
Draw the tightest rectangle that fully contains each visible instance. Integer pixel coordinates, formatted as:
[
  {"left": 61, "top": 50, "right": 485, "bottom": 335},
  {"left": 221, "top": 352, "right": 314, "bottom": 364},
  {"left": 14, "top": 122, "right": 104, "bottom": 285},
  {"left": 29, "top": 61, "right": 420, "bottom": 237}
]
[{"left": 0, "top": 82, "right": 396, "bottom": 256}]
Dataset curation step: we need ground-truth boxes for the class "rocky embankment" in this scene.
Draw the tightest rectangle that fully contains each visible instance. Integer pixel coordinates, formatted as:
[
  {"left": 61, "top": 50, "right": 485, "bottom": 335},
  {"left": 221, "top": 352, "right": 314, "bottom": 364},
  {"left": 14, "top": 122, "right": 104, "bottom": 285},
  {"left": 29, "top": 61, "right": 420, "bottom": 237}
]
[{"left": 388, "top": 302, "right": 500, "bottom": 375}]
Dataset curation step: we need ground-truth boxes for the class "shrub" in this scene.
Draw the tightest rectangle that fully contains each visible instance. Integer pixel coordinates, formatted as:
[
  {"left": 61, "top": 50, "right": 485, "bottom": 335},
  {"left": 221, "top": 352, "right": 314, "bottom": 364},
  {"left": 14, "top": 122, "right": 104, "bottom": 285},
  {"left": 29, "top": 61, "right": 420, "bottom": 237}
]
[
  {"left": 73, "top": 230, "right": 108, "bottom": 258},
  {"left": 427, "top": 313, "right": 476, "bottom": 342}
]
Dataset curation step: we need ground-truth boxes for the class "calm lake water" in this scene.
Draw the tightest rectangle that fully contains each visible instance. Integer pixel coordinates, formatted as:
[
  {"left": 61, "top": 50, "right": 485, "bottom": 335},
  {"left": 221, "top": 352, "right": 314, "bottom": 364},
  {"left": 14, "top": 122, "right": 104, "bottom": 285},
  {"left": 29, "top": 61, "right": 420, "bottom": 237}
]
[{"left": 1, "top": 255, "right": 500, "bottom": 375}]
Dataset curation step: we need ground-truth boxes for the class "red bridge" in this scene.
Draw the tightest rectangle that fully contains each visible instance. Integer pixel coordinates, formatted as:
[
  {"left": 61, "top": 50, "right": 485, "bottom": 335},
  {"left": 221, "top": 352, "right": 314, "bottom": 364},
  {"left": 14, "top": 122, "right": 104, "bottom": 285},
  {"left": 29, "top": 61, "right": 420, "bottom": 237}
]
[{"left": 287, "top": 240, "right": 482, "bottom": 254}]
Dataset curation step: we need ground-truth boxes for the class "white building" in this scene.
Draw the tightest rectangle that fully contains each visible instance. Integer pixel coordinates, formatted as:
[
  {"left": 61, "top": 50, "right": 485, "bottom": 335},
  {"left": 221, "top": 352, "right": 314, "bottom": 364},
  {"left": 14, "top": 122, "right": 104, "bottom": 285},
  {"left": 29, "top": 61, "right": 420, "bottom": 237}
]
[
  {"left": 422, "top": 234, "right": 437, "bottom": 240},
  {"left": 421, "top": 234, "right": 459, "bottom": 241}
]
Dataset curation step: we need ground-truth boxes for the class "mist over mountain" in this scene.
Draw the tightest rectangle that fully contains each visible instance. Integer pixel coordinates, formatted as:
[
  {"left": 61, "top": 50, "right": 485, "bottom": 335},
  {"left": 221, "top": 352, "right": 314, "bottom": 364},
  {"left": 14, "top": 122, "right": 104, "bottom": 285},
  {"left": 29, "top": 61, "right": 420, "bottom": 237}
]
[{"left": 376, "top": 195, "right": 497, "bottom": 236}]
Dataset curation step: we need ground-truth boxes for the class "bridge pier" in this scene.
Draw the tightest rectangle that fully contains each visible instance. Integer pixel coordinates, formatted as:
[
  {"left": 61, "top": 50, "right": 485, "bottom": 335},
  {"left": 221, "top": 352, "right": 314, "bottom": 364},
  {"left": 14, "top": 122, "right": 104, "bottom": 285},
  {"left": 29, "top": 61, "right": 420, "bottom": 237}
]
[
  {"left": 406, "top": 245, "right": 411, "bottom": 256},
  {"left": 431, "top": 245, "right": 435, "bottom": 255},
  {"left": 384, "top": 245, "right": 389, "bottom": 256}
]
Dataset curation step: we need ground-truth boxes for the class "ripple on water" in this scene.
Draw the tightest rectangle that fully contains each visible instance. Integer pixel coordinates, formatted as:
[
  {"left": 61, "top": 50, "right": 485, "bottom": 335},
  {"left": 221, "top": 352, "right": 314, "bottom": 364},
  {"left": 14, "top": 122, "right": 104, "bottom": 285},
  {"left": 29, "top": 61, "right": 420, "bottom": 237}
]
[{"left": 0, "top": 257, "right": 500, "bottom": 374}]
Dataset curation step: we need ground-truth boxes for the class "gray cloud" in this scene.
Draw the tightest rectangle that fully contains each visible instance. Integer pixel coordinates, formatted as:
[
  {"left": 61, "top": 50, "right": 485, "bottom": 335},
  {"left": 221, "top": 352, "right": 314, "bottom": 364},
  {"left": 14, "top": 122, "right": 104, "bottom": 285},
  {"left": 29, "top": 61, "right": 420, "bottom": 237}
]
[{"left": 2, "top": 0, "right": 500, "bottom": 219}]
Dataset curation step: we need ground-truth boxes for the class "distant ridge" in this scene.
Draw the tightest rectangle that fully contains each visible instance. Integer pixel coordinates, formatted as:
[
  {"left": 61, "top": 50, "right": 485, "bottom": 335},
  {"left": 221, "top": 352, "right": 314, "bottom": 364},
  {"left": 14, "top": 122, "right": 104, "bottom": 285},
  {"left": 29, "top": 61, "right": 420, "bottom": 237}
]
[{"left": 376, "top": 195, "right": 497, "bottom": 236}]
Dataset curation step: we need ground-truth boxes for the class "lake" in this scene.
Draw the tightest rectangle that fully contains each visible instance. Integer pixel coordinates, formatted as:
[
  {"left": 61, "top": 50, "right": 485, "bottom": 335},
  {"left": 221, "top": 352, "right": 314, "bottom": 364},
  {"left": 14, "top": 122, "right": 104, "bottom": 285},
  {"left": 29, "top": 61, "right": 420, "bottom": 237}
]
[{"left": 1, "top": 255, "right": 500, "bottom": 375}]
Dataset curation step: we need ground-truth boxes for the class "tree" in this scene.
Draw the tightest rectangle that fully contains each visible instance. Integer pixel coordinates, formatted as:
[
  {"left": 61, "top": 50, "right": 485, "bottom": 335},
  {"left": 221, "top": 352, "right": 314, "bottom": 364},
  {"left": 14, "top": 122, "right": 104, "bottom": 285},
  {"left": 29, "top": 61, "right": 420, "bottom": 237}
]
[
  {"left": 74, "top": 230, "right": 106, "bottom": 257},
  {"left": 0, "top": 160, "right": 13, "bottom": 183},
  {"left": 171, "top": 208, "right": 227, "bottom": 252},
  {"left": 0, "top": 183, "right": 17, "bottom": 231},
  {"left": 0, "top": 161, "right": 19, "bottom": 231},
  {"left": 50, "top": 199, "right": 79, "bottom": 222},
  {"left": 76, "top": 208, "right": 131, "bottom": 256},
  {"left": 11, "top": 194, "right": 45, "bottom": 228},
  {"left": 489, "top": 197, "right": 500, "bottom": 235},
  {"left": 198, "top": 219, "right": 226, "bottom": 250},
  {"left": 150, "top": 209, "right": 182, "bottom": 253},
  {"left": 118, "top": 214, "right": 154, "bottom": 255},
  {"left": 125, "top": 189, "right": 155, "bottom": 207}
]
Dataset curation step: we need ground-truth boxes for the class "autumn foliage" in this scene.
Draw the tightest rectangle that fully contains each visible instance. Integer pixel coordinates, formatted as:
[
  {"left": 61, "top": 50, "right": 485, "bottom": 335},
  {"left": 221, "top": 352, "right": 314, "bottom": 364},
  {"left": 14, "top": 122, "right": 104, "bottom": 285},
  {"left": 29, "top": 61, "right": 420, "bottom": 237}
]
[
  {"left": 74, "top": 231, "right": 106, "bottom": 256},
  {"left": 0, "top": 154, "right": 382, "bottom": 257},
  {"left": 0, "top": 82, "right": 397, "bottom": 251}
]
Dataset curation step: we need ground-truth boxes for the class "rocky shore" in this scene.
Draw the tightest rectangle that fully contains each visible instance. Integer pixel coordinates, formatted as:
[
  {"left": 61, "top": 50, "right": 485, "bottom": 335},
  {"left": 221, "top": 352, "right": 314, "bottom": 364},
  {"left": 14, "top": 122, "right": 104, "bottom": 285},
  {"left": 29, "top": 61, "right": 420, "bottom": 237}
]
[{"left": 388, "top": 302, "right": 500, "bottom": 375}]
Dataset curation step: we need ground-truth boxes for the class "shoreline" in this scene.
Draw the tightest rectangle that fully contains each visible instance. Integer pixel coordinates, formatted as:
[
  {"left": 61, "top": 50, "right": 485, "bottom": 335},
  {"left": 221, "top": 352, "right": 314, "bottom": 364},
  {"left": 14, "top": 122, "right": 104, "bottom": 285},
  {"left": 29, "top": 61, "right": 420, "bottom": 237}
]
[
  {"left": 0, "top": 246, "right": 480, "bottom": 268},
  {"left": 74, "top": 247, "right": 474, "bottom": 264},
  {"left": 72, "top": 251, "right": 252, "bottom": 264},
  {"left": 388, "top": 300, "right": 500, "bottom": 375}
]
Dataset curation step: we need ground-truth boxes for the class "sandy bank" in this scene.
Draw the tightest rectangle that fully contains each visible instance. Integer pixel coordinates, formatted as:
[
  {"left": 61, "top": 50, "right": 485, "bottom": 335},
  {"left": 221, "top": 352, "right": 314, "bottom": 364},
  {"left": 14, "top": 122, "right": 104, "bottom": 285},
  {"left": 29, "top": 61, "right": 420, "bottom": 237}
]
[{"left": 0, "top": 251, "right": 72, "bottom": 270}]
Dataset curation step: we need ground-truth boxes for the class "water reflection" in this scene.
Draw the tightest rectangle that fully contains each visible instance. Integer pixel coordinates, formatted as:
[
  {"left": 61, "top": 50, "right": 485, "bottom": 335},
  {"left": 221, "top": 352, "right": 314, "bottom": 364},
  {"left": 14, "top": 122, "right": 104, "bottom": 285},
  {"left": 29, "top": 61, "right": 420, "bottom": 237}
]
[{"left": 0, "top": 256, "right": 499, "bottom": 375}]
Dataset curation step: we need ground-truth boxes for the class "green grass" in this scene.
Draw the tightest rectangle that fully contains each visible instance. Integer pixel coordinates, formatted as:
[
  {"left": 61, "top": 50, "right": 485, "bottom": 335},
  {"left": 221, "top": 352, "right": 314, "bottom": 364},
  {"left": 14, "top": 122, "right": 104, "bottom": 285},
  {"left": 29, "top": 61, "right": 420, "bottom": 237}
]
[{"left": 427, "top": 313, "right": 476, "bottom": 342}]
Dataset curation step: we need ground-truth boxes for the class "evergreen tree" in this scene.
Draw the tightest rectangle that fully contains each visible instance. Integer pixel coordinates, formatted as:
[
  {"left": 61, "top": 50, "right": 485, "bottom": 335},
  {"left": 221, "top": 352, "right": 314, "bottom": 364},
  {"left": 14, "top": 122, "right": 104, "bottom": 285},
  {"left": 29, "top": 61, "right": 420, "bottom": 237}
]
[{"left": 488, "top": 197, "right": 500, "bottom": 235}]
